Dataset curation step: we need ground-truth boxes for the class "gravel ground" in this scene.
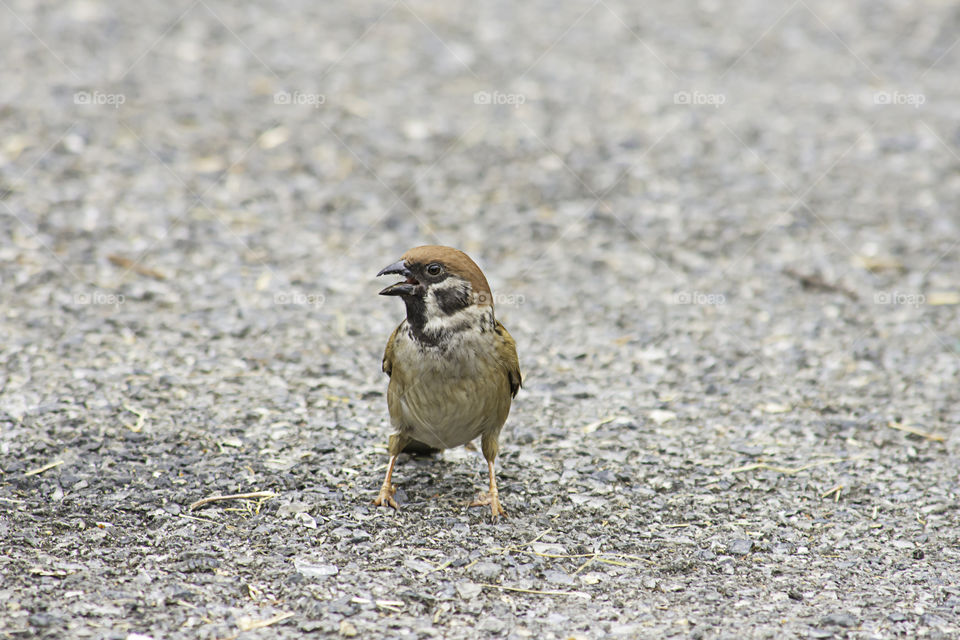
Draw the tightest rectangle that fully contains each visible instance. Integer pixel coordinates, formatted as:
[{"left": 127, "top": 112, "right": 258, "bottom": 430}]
[{"left": 2, "top": 1, "right": 960, "bottom": 638}]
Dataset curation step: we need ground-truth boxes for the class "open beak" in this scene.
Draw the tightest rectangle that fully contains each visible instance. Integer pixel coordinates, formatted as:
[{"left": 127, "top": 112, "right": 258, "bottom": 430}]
[{"left": 377, "top": 259, "right": 418, "bottom": 296}]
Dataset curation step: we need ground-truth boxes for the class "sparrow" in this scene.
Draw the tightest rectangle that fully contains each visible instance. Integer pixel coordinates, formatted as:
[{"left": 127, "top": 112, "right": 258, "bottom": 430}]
[{"left": 374, "top": 245, "right": 521, "bottom": 520}]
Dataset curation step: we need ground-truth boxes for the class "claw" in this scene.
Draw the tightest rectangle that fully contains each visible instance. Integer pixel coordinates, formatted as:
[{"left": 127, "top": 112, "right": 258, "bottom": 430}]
[
  {"left": 471, "top": 491, "right": 507, "bottom": 522},
  {"left": 471, "top": 457, "right": 507, "bottom": 522},
  {"left": 373, "top": 453, "right": 401, "bottom": 510},
  {"left": 374, "top": 483, "right": 398, "bottom": 509}
]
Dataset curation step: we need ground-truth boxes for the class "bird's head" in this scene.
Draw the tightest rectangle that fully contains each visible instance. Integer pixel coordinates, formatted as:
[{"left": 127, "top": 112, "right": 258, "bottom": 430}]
[{"left": 377, "top": 246, "right": 494, "bottom": 338}]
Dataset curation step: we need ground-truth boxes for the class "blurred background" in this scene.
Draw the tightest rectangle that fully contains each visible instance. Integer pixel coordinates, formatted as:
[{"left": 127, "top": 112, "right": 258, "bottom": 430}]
[
  {"left": 2, "top": 1, "right": 959, "bottom": 638},
  {"left": 2, "top": 0, "right": 957, "bottom": 441}
]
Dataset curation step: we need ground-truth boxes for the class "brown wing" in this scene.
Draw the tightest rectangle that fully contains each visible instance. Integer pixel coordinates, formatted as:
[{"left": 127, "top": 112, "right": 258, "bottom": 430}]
[
  {"left": 382, "top": 322, "right": 402, "bottom": 376},
  {"left": 494, "top": 321, "right": 522, "bottom": 397},
  {"left": 383, "top": 322, "right": 406, "bottom": 435}
]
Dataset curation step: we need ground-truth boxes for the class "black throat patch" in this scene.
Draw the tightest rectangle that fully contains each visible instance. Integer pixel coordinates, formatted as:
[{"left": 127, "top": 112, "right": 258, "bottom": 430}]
[
  {"left": 402, "top": 295, "right": 430, "bottom": 343},
  {"left": 402, "top": 296, "right": 455, "bottom": 348}
]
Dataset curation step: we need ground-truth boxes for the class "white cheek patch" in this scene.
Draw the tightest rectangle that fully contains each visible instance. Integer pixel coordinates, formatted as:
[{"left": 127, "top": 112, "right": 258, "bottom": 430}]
[
  {"left": 430, "top": 278, "right": 470, "bottom": 307},
  {"left": 423, "top": 288, "right": 442, "bottom": 319},
  {"left": 432, "top": 278, "right": 468, "bottom": 293},
  {"left": 423, "top": 301, "right": 487, "bottom": 335}
]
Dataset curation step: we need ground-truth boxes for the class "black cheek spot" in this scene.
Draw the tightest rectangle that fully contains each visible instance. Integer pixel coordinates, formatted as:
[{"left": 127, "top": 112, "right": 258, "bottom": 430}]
[{"left": 435, "top": 286, "right": 471, "bottom": 315}]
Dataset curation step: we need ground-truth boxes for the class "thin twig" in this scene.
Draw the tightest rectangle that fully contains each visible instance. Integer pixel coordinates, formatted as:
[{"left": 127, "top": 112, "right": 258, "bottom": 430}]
[
  {"left": 108, "top": 254, "right": 167, "bottom": 280},
  {"left": 596, "top": 558, "right": 637, "bottom": 567},
  {"left": 189, "top": 491, "right": 276, "bottom": 511},
  {"left": 888, "top": 422, "right": 946, "bottom": 442},
  {"left": 582, "top": 416, "right": 618, "bottom": 434},
  {"left": 821, "top": 485, "right": 842, "bottom": 501},
  {"left": 497, "top": 528, "right": 552, "bottom": 556},
  {"left": 491, "top": 547, "right": 596, "bottom": 559},
  {"left": 178, "top": 513, "right": 224, "bottom": 526},
  {"left": 730, "top": 457, "right": 858, "bottom": 475},
  {"left": 479, "top": 584, "right": 590, "bottom": 598},
  {"left": 237, "top": 612, "right": 294, "bottom": 631},
  {"left": 521, "top": 529, "right": 553, "bottom": 547},
  {"left": 782, "top": 267, "right": 858, "bottom": 301},
  {"left": 572, "top": 556, "right": 596, "bottom": 575},
  {"left": 123, "top": 404, "right": 147, "bottom": 432},
  {"left": 490, "top": 547, "right": 651, "bottom": 565},
  {"left": 25, "top": 460, "right": 64, "bottom": 477}
]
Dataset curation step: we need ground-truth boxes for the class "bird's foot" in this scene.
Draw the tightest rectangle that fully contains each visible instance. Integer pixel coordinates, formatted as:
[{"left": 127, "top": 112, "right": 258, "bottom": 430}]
[
  {"left": 470, "top": 491, "right": 507, "bottom": 522},
  {"left": 373, "top": 484, "right": 398, "bottom": 509}
]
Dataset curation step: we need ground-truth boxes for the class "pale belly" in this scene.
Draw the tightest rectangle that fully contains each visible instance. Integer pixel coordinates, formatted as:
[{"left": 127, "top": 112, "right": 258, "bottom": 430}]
[
  {"left": 387, "top": 336, "right": 511, "bottom": 450},
  {"left": 392, "top": 370, "right": 508, "bottom": 449}
]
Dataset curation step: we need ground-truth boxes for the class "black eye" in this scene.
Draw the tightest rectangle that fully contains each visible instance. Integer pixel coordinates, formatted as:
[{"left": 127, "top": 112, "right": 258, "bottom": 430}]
[{"left": 426, "top": 263, "right": 442, "bottom": 276}]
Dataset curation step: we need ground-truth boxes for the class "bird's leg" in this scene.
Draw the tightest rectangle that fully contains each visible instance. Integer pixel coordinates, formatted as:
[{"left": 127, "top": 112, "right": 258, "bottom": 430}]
[
  {"left": 373, "top": 455, "right": 400, "bottom": 508},
  {"left": 374, "top": 434, "right": 409, "bottom": 509},
  {"left": 471, "top": 433, "right": 507, "bottom": 521},
  {"left": 469, "top": 458, "right": 507, "bottom": 521}
]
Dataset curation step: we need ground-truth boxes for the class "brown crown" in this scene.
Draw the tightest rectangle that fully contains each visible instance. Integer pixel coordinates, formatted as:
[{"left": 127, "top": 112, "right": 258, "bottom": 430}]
[{"left": 402, "top": 245, "right": 494, "bottom": 306}]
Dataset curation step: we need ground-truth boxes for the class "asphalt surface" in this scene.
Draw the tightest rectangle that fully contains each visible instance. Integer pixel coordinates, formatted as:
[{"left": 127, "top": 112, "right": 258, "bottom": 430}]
[{"left": 2, "top": 1, "right": 960, "bottom": 638}]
